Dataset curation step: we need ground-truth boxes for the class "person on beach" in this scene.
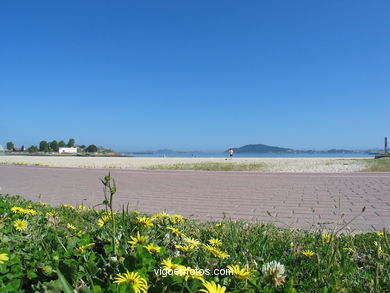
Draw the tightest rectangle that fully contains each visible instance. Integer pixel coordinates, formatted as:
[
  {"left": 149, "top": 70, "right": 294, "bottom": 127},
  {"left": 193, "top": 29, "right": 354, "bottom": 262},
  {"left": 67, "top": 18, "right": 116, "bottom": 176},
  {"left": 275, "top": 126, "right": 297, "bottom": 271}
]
[{"left": 228, "top": 148, "right": 234, "bottom": 159}]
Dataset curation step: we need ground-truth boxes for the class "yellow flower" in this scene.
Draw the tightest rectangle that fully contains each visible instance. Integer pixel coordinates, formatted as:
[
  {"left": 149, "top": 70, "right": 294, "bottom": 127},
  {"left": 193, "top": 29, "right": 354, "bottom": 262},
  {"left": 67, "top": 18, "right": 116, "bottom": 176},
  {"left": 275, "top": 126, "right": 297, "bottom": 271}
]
[
  {"left": 133, "top": 210, "right": 140, "bottom": 215},
  {"left": 199, "top": 281, "right": 227, "bottom": 293},
  {"left": 171, "top": 214, "right": 184, "bottom": 224},
  {"left": 136, "top": 217, "right": 153, "bottom": 228},
  {"left": 175, "top": 244, "right": 197, "bottom": 253},
  {"left": 62, "top": 204, "right": 75, "bottom": 210},
  {"left": 22, "top": 209, "right": 37, "bottom": 215},
  {"left": 344, "top": 247, "right": 354, "bottom": 252},
  {"left": 183, "top": 267, "right": 205, "bottom": 282},
  {"left": 143, "top": 244, "right": 161, "bottom": 254},
  {"left": 11, "top": 207, "right": 24, "bottom": 213},
  {"left": 377, "top": 232, "right": 384, "bottom": 238},
  {"left": 40, "top": 202, "right": 47, "bottom": 206},
  {"left": 75, "top": 243, "right": 94, "bottom": 253},
  {"left": 128, "top": 232, "right": 148, "bottom": 246},
  {"left": 98, "top": 215, "right": 110, "bottom": 227},
  {"left": 322, "top": 234, "right": 333, "bottom": 243},
  {"left": 161, "top": 258, "right": 186, "bottom": 271},
  {"left": 215, "top": 223, "right": 223, "bottom": 227},
  {"left": 0, "top": 253, "right": 9, "bottom": 264},
  {"left": 204, "top": 245, "right": 229, "bottom": 259},
  {"left": 46, "top": 212, "right": 58, "bottom": 217},
  {"left": 113, "top": 271, "right": 148, "bottom": 293},
  {"left": 227, "top": 264, "right": 253, "bottom": 280},
  {"left": 14, "top": 219, "right": 27, "bottom": 231},
  {"left": 209, "top": 238, "right": 222, "bottom": 247},
  {"left": 302, "top": 250, "right": 315, "bottom": 257},
  {"left": 167, "top": 227, "right": 184, "bottom": 237},
  {"left": 67, "top": 224, "right": 76, "bottom": 230},
  {"left": 184, "top": 237, "right": 201, "bottom": 247}
]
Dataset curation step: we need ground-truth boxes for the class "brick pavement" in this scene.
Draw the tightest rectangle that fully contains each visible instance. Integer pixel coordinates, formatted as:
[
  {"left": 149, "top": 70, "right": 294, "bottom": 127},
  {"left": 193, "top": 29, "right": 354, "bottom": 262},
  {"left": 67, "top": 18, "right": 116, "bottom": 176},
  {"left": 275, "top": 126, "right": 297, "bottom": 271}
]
[{"left": 0, "top": 165, "right": 389, "bottom": 233}]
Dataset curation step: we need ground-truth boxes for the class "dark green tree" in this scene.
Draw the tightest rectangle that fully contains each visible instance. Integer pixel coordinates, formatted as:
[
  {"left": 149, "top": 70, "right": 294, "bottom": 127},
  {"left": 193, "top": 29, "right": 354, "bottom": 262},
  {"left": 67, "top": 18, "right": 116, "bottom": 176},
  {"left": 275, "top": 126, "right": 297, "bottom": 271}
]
[
  {"left": 6, "top": 142, "right": 14, "bottom": 150},
  {"left": 50, "top": 140, "right": 59, "bottom": 152},
  {"left": 27, "top": 145, "right": 38, "bottom": 152},
  {"left": 39, "top": 141, "right": 49, "bottom": 152},
  {"left": 86, "top": 144, "right": 98, "bottom": 153},
  {"left": 58, "top": 140, "right": 66, "bottom": 147},
  {"left": 21, "top": 145, "right": 25, "bottom": 152},
  {"left": 67, "top": 138, "right": 75, "bottom": 147}
]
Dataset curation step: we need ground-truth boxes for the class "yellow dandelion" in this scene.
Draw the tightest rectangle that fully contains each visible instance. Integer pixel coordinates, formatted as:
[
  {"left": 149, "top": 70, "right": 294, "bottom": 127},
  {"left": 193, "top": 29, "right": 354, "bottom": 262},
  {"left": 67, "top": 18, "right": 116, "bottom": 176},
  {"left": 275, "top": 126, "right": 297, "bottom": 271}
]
[
  {"left": 377, "top": 232, "right": 384, "bottom": 238},
  {"left": 302, "top": 250, "right": 315, "bottom": 257},
  {"left": 167, "top": 226, "right": 184, "bottom": 237},
  {"left": 184, "top": 237, "right": 201, "bottom": 247},
  {"left": 227, "top": 264, "right": 253, "bottom": 280},
  {"left": 98, "top": 215, "right": 110, "bottom": 227},
  {"left": 75, "top": 243, "right": 94, "bottom": 253},
  {"left": 128, "top": 232, "right": 148, "bottom": 246},
  {"left": 215, "top": 223, "right": 223, "bottom": 227},
  {"left": 204, "top": 245, "right": 229, "bottom": 259},
  {"left": 67, "top": 224, "right": 76, "bottom": 230},
  {"left": 199, "top": 281, "right": 227, "bottom": 293},
  {"left": 175, "top": 244, "right": 197, "bottom": 253},
  {"left": 0, "top": 253, "right": 9, "bottom": 264},
  {"left": 143, "top": 244, "right": 161, "bottom": 254},
  {"left": 11, "top": 207, "right": 24, "bottom": 213},
  {"left": 209, "top": 238, "right": 222, "bottom": 247},
  {"left": 136, "top": 217, "right": 153, "bottom": 228},
  {"left": 14, "top": 219, "right": 27, "bottom": 231},
  {"left": 113, "top": 271, "right": 148, "bottom": 293},
  {"left": 62, "top": 204, "right": 75, "bottom": 210},
  {"left": 322, "top": 234, "right": 333, "bottom": 243},
  {"left": 171, "top": 214, "right": 184, "bottom": 224}
]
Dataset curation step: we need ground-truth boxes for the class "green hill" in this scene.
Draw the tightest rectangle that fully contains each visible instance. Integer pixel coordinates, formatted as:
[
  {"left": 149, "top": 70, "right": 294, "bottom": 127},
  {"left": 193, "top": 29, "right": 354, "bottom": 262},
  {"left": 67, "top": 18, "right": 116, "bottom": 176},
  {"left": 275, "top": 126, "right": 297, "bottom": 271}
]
[{"left": 229, "top": 144, "right": 293, "bottom": 153}]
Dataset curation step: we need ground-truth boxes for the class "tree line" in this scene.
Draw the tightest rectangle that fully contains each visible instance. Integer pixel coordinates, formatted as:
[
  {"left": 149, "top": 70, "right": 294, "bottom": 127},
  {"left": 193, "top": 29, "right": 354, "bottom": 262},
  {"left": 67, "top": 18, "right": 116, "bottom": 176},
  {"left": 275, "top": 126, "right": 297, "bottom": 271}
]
[{"left": 5, "top": 139, "right": 98, "bottom": 153}]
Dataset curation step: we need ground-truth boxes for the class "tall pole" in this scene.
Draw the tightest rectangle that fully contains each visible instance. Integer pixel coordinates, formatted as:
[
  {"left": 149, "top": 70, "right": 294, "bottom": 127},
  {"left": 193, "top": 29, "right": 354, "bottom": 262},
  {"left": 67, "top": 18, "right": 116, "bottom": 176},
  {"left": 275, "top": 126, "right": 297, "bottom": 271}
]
[{"left": 385, "top": 137, "right": 388, "bottom": 154}]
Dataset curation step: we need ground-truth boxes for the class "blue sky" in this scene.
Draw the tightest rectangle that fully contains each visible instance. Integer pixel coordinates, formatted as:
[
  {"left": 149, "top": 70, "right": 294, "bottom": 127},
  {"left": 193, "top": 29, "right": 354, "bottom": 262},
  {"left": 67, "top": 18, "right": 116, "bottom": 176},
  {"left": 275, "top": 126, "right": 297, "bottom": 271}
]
[{"left": 1, "top": 0, "right": 389, "bottom": 152}]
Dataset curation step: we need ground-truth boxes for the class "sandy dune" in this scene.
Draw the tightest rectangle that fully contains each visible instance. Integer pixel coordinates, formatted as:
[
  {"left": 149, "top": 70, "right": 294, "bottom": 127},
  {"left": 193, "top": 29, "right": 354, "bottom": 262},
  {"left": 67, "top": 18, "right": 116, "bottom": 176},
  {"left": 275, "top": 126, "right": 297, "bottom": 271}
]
[{"left": 0, "top": 155, "right": 369, "bottom": 172}]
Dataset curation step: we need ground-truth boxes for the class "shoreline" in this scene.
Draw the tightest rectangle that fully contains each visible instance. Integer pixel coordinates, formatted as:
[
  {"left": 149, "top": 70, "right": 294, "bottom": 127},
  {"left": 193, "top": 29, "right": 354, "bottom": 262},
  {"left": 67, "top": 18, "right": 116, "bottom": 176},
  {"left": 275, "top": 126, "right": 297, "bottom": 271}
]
[{"left": 0, "top": 155, "right": 371, "bottom": 173}]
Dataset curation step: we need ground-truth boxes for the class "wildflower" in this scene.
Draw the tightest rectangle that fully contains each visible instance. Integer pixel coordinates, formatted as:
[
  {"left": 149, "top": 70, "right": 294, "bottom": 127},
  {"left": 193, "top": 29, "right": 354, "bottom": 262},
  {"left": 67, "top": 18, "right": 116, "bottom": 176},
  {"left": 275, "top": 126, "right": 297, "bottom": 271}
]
[
  {"left": 113, "top": 271, "right": 148, "bottom": 293},
  {"left": 62, "top": 204, "right": 75, "bottom": 210},
  {"left": 377, "top": 232, "right": 384, "bottom": 238},
  {"left": 171, "top": 214, "right": 184, "bottom": 224},
  {"left": 14, "top": 219, "right": 28, "bottom": 231},
  {"left": 184, "top": 267, "right": 205, "bottom": 281},
  {"left": 46, "top": 212, "right": 58, "bottom": 217},
  {"left": 78, "top": 205, "right": 87, "bottom": 210},
  {"left": 344, "top": 247, "right": 354, "bottom": 252},
  {"left": 184, "top": 237, "right": 201, "bottom": 247},
  {"left": 143, "top": 244, "right": 161, "bottom": 254},
  {"left": 322, "top": 234, "right": 333, "bottom": 243},
  {"left": 98, "top": 215, "right": 110, "bottom": 227},
  {"left": 22, "top": 209, "right": 37, "bottom": 215},
  {"left": 175, "top": 244, "right": 197, "bottom": 253},
  {"left": 302, "top": 250, "right": 316, "bottom": 257},
  {"left": 75, "top": 243, "right": 94, "bottom": 253},
  {"left": 128, "top": 232, "right": 148, "bottom": 246},
  {"left": 0, "top": 253, "right": 9, "bottom": 264},
  {"left": 161, "top": 258, "right": 186, "bottom": 272},
  {"left": 204, "top": 245, "right": 229, "bottom": 259},
  {"left": 67, "top": 224, "right": 76, "bottom": 230},
  {"left": 133, "top": 210, "right": 140, "bottom": 214},
  {"left": 136, "top": 217, "right": 153, "bottom": 228},
  {"left": 215, "top": 223, "right": 223, "bottom": 227},
  {"left": 40, "top": 202, "right": 47, "bottom": 206},
  {"left": 11, "top": 207, "right": 24, "bottom": 213},
  {"left": 199, "top": 281, "right": 227, "bottom": 293},
  {"left": 209, "top": 238, "right": 222, "bottom": 247},
  {"left": 261, "top": 261, "right": 286, "bottom": 288},
  {"left": 227, "top": 264, "right": 254, "bottom": 280},
  {"left": 167, "top": 227, "right": 184, "bottom": 237}
]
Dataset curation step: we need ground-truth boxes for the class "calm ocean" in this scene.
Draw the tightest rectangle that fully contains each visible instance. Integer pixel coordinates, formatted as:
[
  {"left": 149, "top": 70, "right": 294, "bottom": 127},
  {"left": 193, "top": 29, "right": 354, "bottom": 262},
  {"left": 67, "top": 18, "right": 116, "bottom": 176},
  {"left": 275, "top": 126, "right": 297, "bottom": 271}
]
[{"left": 123, "top": 153, "right": 372, "bottom": 158}]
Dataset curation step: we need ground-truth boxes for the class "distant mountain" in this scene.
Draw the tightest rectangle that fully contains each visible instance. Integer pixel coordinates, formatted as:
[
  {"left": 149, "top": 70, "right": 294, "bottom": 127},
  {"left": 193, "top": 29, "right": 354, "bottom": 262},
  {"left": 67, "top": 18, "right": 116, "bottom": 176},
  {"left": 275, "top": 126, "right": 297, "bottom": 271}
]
[
  {"left": 227, "top": 144, "right": 369, "bottom": 154},
  {"left": 228, "top": 144, "right": 293, "bottom": 154}
]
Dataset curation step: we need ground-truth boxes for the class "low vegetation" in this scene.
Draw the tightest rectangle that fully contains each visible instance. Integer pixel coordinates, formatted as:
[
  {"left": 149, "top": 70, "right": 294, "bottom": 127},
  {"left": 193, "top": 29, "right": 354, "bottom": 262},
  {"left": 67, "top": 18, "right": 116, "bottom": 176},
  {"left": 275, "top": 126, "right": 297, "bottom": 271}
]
[
  {"left": 143, "top": 162, "right": 268, "bottom": 171},
  {"left": 0, "top": 174, "right": 388, "bottom": 292},
  {"left": 361, "top": 158, "right": 390, "bottom": 172}
]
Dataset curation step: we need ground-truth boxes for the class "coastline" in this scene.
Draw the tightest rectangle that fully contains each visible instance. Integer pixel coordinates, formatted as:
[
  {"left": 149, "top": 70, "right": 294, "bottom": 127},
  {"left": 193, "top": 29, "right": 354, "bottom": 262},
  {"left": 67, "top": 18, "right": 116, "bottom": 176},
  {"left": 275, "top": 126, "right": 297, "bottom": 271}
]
[{"left": 0, "top": 155, "right": 370, "bottom": 172}]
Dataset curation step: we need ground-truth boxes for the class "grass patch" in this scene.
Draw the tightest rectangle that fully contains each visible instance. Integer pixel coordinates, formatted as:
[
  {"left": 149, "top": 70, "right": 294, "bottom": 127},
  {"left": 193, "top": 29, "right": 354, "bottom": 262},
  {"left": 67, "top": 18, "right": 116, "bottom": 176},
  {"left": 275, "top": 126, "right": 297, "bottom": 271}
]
[
  {"left": 0, "top": 174, "right": 389, "bottom": 292},
  {"left": 143, "top": 162, "right": 268, "bottom": 171},
  {"left": 361, "top": 158, "right": 390, "bottom": 172}
]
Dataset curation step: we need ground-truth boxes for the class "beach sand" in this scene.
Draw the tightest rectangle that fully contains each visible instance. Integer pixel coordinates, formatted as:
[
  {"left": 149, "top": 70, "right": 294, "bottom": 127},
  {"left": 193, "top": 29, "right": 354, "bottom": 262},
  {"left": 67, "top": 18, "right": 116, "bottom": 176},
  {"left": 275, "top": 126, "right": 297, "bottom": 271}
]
[{"left": 0, "top": 155, "right": 369, "bottom": 172}]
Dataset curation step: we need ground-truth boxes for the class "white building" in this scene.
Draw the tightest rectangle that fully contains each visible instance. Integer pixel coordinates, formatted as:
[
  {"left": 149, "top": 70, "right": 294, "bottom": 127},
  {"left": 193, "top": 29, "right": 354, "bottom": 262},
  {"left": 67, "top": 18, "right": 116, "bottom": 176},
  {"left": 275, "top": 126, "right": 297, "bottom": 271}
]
[{"left": 59, "top": 147, "right": 77, "bottom": 154}]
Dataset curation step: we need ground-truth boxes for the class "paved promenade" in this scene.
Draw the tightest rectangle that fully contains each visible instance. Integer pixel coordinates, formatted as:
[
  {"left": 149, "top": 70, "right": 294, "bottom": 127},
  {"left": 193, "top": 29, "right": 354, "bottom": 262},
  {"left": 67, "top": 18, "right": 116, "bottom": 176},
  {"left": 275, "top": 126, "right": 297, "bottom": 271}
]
[{"left": 0, "top": 165, "right": 389, "bottom": 233}]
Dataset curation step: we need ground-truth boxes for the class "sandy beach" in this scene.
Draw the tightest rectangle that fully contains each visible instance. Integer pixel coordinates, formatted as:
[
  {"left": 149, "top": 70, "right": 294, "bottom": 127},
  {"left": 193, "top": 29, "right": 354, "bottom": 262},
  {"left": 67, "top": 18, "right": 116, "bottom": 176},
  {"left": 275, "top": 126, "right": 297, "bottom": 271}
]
[{"left": 0, "top": 155, "right": 369, "bottom": 172}]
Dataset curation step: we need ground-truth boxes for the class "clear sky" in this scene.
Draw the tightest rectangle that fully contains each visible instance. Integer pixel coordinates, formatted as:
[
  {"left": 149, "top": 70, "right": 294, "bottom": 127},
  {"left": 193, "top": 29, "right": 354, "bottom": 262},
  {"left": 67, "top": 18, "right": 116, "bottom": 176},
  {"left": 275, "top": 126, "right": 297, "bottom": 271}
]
[{"left": 1, "top": 0, "right": 389, "bottom": 152}]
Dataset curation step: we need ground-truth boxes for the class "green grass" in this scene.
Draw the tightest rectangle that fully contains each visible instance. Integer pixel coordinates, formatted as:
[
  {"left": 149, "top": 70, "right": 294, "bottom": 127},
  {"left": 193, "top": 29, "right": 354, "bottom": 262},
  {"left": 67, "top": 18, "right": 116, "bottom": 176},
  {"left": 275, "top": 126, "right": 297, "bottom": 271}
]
[
  {"left": 143, "top": 162, "right": 268, "bottom": 171},
  {"left": 0, "top": 174, "right": 389, "bottom": 292},
  {"left": 361, "top": 158, "right": 390, "bottom": 172}
]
